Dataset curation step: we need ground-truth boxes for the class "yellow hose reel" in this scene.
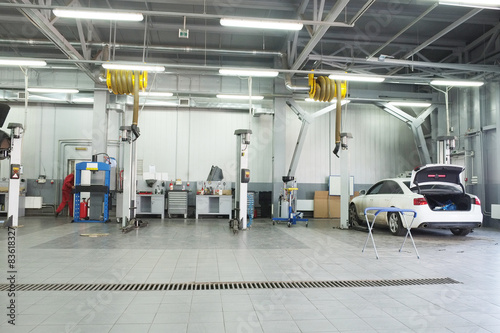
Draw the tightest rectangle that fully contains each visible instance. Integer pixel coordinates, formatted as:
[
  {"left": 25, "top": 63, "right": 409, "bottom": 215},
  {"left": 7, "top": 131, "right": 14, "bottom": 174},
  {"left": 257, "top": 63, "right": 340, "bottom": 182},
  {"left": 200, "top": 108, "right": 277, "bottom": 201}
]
[
  {"left": 308, "top": 73, "right": 346, "bottom": 102},
  {"left": 106, "top": 70, "right": 148, "bottom": 95}
]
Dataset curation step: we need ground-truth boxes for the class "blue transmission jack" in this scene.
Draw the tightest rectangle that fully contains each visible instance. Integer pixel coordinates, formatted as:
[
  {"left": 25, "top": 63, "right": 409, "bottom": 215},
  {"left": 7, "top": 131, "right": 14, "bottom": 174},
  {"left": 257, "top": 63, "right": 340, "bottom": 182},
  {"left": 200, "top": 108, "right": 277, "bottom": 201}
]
[
  {"left": 73, "top": 161, "right": 111, "bottom": 223},
  {"left": 272, "top": 177, "right": 308, "bottom": 228},
  {"left": 273, "top": 205, "right": 308, "bottom": 228}
]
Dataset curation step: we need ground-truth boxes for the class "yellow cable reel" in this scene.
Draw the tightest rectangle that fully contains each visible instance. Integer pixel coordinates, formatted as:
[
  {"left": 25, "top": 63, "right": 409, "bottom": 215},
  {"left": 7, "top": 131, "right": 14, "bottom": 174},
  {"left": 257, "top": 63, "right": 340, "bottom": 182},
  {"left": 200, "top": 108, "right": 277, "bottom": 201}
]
[{"left": 106, "top": 69, "right": 148, "bottom": 95}]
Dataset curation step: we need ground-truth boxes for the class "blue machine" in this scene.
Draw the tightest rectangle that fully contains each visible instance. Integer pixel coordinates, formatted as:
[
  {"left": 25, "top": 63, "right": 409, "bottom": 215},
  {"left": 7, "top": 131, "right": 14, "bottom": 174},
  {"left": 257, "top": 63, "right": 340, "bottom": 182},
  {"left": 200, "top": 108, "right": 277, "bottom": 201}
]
[{"left": 73, "top": 161, "right": 111, "bottom": 223}]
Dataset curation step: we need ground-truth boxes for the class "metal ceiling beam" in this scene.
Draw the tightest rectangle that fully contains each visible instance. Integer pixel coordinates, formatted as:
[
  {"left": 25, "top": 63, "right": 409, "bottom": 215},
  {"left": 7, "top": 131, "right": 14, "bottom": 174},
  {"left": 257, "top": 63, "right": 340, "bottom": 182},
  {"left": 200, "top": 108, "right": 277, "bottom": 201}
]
[
  {"left": 309, "top": 54, "right": 500, "bottom": 74},
  {"left": 10, "top": 0, "right": 97, "bottom": 83},
  {"left": 367, "top": 3, "right": 438, "bottom": 59},
  {"left": 387, "top": 8, "right": 482, "bottom": 75},
  {"left": 291, "top": 0, "right": 350, "bottom": 71}
]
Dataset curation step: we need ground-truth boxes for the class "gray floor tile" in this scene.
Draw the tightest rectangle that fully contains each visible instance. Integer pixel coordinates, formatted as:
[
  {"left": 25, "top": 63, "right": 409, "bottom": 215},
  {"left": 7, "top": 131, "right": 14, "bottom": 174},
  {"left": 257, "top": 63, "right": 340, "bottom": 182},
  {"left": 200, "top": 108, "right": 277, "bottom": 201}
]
[
  {"left": 153, "top": 312, "right": 189, "bottom": 324},
  {"left": 187, "top": 322, "right": 225, "bottom": 333},
  {"left": 296, "top": 319, "right": 338, "bottom": 332},
  {"left": 149, "top": 323, "right": 188, "bottom": 333},
  {"left": 109, "top": 323, "right": 151, "bottom": 333},
  {"left": 260, "top": 320, "right": 300, "bottom": 333}
]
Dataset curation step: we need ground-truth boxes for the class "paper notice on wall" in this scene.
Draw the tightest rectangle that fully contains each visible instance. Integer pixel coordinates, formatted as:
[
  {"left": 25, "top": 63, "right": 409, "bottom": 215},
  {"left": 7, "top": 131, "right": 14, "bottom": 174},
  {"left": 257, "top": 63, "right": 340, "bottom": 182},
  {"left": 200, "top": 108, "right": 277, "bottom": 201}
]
[
  {"left": 149, "top": 165, "right": 156, "bottom": 174},
  {"left": 143, "top": 172, "right": 154, "bottom": 180},
  {"left": 160, "top": 173, "right": 169, "bottom": 181}
]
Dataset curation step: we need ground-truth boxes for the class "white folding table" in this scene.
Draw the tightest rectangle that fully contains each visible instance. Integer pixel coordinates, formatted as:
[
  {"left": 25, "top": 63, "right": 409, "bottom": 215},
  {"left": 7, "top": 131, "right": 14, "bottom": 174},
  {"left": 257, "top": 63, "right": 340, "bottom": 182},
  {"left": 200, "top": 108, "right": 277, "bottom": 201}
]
[{"left": 362, "top": 207, "right": 420, "bottom": 259}]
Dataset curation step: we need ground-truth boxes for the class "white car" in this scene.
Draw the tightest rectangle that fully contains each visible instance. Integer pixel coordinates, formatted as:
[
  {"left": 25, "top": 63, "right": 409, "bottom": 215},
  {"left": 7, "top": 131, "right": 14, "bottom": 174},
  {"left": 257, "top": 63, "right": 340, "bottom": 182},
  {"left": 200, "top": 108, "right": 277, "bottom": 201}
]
[{"left": 349, "top": 164, "right": 483, "bottom": 236}]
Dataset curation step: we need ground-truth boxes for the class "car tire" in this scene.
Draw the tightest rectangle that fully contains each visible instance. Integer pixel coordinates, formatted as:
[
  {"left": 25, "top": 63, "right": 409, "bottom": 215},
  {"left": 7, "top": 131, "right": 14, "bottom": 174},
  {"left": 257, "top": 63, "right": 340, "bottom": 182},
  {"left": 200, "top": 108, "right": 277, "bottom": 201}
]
[
  {"left": 349, "top": 204, "right": 363, "bottom": 228},
  {"left": 388, "top": 212, "right": 405, "bottom": 236},
  {"left": 450, "top": 228, "right": 471, "bottom": 236}
]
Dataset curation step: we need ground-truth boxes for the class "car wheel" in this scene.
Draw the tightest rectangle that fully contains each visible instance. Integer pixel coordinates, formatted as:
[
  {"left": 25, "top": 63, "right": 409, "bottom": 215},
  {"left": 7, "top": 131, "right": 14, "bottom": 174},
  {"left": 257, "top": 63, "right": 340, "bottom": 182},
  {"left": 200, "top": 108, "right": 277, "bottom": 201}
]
[
  {"left": 450, "top": 228, "right": 471, "bottom": 236},
  {"left": 349, "top": 204, "right": 362, "bottom": 228},
  {"left": 388, "top": 212, "right": 405, "bottom": 236}
]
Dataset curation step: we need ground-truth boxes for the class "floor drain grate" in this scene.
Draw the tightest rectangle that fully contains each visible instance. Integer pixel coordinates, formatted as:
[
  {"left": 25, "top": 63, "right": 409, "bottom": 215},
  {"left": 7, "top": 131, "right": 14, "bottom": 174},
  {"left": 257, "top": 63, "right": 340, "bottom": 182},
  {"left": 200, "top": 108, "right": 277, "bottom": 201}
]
[{"left": 0, "top": 277, "right": 460, "bottom": 292}]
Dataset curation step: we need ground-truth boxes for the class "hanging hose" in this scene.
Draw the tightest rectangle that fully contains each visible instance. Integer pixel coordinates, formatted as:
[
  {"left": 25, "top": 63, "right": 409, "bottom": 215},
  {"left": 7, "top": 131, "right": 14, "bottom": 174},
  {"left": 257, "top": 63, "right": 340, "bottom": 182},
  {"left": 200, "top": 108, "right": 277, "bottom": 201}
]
[
  {"left": 332, "top": 80, "right": 342, "bottom": 157},
  {"left": 308, "top": 73, "right": 346, "bottom": 157},
  {"left": 106, "top": 69, "right": 148, "bottom": 138}
]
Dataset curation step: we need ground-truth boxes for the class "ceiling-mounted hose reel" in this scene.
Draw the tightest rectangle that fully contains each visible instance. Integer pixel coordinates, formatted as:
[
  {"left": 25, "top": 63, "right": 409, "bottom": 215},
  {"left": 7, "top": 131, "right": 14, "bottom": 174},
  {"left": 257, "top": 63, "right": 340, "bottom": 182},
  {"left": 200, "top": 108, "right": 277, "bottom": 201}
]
[
  {"left": 308, "top": 74, "right": 346, "bottom": 102},
  {"left": 308, "top": 73, "right": 347, "bottom": 158},
  {"left": 106, "top": 69, "right": 148, "bottom": 138}
]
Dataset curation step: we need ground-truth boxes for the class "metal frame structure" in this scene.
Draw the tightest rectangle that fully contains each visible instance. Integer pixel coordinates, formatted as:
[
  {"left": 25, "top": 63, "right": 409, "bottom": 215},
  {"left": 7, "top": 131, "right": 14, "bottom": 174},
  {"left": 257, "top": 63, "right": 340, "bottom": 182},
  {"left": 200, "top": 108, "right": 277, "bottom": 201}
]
[{"left": 73, "top": 161, "right": 110, "bottom": 223}]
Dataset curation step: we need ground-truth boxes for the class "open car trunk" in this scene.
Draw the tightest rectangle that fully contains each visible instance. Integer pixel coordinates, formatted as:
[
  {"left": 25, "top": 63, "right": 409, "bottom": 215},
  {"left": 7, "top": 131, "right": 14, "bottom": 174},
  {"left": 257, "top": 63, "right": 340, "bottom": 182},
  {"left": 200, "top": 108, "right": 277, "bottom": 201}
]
[
  {"left": 423, "top": 193, "right": 472, "bottom": 211},
  {"left": 411, "top": 164, "right": 472, "bottom": 211}
]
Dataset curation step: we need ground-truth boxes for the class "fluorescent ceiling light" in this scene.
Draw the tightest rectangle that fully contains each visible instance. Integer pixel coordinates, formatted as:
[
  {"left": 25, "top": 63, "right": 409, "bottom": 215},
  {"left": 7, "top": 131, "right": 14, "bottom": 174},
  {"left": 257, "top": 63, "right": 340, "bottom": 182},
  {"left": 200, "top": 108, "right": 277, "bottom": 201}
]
[
  {"left": 0, "top": 58, "right": 46, "bottom": 67},
  {"left": 220, "top": 18, "right": 303, "bottom": 30},
  {"left": 430, "top": 80, "right": 484, "bottom": 87},
  {"left": 305, "top": 98, "right": 350, "bottom": 105},
  {"left": 217, "top": 94, "right": 264, "bottom": 100},
  {"left": 53, "top": 9, "right": 144, "bottom": 21},
  {"left": 389, "top": 101, "right": 432, "bottom": 107},
  {"left": 439, "top": 1, "right": 500, "bottom": 10},
  {"left": 328, "top": 74, "right": 385, "bottom": 83},
  {"left": 219, "top": 68, "right": 279, "bottom": 77},
  {"left": 102, "top": 63, "right": 165, "bottom": 72},
  {"left": 139, "top": 92, "right": 173, "bottom": 97},
  {"left": 28, "top": 88, "right": 79, "bottom": 94}
]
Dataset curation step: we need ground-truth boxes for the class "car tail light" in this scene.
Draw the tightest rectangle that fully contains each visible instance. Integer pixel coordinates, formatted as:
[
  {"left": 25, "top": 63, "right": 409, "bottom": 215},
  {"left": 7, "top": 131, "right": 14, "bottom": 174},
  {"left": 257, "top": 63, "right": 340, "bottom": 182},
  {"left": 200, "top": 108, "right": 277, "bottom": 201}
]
[
  {"left": 413, "top": 197, "right": 427, "bottom": 206},
  {"left": 473, "top": 197, "right": 481, "bottom": 205}
]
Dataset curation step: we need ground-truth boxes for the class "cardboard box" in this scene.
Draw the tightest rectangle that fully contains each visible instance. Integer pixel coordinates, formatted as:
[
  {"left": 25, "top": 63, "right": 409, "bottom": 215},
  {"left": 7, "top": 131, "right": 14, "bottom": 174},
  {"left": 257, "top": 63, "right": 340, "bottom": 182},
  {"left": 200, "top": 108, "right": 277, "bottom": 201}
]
[
  {"left": 313, "top": 191, "right": 329, "bottom": 218},
  {"left": 314, "top": 191, "right": 359, "bottom": 218}
]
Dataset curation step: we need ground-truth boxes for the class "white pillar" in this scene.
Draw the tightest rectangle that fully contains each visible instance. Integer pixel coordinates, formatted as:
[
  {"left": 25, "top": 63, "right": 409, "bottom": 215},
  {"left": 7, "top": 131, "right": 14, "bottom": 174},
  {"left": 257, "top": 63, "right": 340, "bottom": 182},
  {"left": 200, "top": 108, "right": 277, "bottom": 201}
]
[{"left": 7, "top": 124, "right": 23, "bottom": 227}]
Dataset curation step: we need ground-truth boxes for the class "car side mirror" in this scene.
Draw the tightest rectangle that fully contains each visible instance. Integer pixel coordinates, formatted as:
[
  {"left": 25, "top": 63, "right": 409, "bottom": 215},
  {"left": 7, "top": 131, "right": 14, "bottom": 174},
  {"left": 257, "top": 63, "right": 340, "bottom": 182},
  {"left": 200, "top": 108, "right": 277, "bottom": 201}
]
[{"left": 359, "top": 189, "right": 366, "bottom": 195}]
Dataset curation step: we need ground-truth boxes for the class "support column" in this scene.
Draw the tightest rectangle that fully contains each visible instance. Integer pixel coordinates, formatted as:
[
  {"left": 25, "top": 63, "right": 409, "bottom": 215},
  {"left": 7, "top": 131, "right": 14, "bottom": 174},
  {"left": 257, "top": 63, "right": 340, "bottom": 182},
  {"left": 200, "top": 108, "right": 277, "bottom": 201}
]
[
  {"left": 272, "top": 97, "right": 287, "bottom": 218},
  {"left": 7, "top": 124, "right": 23, "bottom": 227},
  {"left": 90, "top": 90, "right": 109, "bottom": 220}
]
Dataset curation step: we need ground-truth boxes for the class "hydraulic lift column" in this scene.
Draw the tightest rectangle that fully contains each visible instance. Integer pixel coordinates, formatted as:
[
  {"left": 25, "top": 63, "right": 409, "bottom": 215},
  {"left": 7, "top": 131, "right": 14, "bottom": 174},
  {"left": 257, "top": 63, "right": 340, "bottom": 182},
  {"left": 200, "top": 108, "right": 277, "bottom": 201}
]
[
  {"left": 234, "top": 129, "right": 251, "bottom": 230},
  {"left": 7, "top": 123, "right": 23, "bottom": 228}
]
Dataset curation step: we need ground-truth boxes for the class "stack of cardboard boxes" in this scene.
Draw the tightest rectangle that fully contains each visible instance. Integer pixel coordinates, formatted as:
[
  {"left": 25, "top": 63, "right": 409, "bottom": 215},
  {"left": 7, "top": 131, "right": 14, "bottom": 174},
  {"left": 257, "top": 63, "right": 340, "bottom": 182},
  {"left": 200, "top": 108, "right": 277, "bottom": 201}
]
[{"left": 313, "top": 191, "right": 359, "bottom": 218}]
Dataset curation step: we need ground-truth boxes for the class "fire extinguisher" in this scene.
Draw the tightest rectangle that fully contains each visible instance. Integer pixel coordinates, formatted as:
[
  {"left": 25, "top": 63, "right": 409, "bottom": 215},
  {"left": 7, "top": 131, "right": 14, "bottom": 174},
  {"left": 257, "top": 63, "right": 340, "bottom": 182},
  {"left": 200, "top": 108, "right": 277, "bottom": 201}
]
[
  {"left": 169, "top": 180, "right": 173, "bottom": 191},
  {"left": 80, "top": 198, "right": 89, "bottom": 219}
]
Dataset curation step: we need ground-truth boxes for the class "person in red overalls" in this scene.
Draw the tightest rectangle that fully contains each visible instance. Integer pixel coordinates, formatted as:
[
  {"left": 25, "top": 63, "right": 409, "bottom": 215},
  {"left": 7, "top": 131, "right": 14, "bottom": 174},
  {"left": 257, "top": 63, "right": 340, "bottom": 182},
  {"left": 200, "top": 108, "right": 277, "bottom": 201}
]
[{"left": 55, "top": 172, "right": 75, "bottom": 217}]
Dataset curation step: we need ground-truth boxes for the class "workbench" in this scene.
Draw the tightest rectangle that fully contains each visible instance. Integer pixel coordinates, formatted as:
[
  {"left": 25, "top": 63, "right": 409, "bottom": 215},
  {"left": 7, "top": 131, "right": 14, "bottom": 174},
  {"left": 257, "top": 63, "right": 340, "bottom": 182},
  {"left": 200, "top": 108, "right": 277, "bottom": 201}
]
[{"left": 196, "top": 195, "right": 232, "bottom": 219}]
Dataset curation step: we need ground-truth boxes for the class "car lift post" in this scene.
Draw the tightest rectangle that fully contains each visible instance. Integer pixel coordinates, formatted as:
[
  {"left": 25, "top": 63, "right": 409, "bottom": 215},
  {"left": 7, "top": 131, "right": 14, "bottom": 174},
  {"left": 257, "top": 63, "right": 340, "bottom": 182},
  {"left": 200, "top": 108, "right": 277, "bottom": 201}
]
[
  {"left": 7, "top": 123, "right": 23, "bottom": 228},
  {"left": 234, "top": 129, "right": 251, "bottom": 230},
  {"left": 339, "top": 132, "right": 353, "bottom": 229}
]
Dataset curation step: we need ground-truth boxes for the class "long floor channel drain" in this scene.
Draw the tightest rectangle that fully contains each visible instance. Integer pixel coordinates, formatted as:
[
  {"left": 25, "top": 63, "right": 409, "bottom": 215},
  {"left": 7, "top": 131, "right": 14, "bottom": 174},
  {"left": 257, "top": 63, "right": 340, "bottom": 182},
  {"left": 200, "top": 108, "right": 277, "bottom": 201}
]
[{"left": 0, "top": 277, "right": 460, "bottom": 292}]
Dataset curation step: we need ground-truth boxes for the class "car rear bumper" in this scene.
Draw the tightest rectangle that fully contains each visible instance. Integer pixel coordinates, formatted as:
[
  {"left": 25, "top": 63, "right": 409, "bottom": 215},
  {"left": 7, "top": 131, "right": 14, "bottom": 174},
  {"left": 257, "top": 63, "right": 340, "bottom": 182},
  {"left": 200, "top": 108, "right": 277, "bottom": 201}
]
[{"left": 416, "top": 222, "right": 482, "bottom": 229}]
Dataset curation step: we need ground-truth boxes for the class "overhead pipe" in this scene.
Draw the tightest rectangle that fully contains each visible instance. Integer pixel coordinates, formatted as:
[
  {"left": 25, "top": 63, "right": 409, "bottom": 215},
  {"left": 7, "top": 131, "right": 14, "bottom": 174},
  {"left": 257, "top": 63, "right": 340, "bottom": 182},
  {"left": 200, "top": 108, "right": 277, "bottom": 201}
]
[
  {"left": 284, "top": 74, "right": 309, "bottom": 92},
  {"left": 0, "top": 38, "right": 284, "bottom": 58}
]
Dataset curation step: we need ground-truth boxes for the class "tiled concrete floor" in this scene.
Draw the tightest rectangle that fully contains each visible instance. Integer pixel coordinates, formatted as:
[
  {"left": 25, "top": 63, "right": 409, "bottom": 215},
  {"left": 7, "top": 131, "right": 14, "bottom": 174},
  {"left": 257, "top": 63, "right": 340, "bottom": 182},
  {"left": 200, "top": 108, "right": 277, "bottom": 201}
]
[{"left": 1, "top": 216, "right": 499, "bottom": 332}]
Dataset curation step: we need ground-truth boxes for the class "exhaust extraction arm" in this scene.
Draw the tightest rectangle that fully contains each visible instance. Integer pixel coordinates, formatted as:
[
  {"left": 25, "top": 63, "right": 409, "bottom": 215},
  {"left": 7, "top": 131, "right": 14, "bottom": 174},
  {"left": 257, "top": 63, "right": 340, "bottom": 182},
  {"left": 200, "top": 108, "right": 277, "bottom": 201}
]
[{"left": 332, "top": 80, "right": 342, "bottom": 158}]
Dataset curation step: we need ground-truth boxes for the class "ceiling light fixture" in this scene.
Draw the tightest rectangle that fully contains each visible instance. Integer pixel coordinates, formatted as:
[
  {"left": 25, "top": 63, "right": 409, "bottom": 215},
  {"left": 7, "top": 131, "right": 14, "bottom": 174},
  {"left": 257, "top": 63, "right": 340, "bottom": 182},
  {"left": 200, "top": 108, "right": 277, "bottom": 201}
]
[
  {"left": 430, "top": 80, "right": 484, "bottom": 87},
  {"left": 139, "top": 92, "right": 174, "bottom": 97},
  {"left": 219, "top": 68, "right": 279, "bottom": 77},
  {"left": 438, "top": 1, "right": 500, "bottom": 10},
  {"left": 328, "top": 74, "right": 385, "bottom": 83},
  {"left": 217, "top": 94, "right": 264, "bottom": 100},
  {"left": 220, "top": 18, "right": 303, "bottom": 30},
  {"left": 102, "top": 63, "right": 165, "bottom": 72},
  {"left": 0, "top": 58, "right": 47, "bottom": 67},
  {"left": 27, "top": 88, "right": 79, "bottom": 94},
  {"left": 389, "top": 101, "right": 432, "bottom": 107},
  {"left": 53, "top": 9, "right": 144, "bottom": 21}
]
